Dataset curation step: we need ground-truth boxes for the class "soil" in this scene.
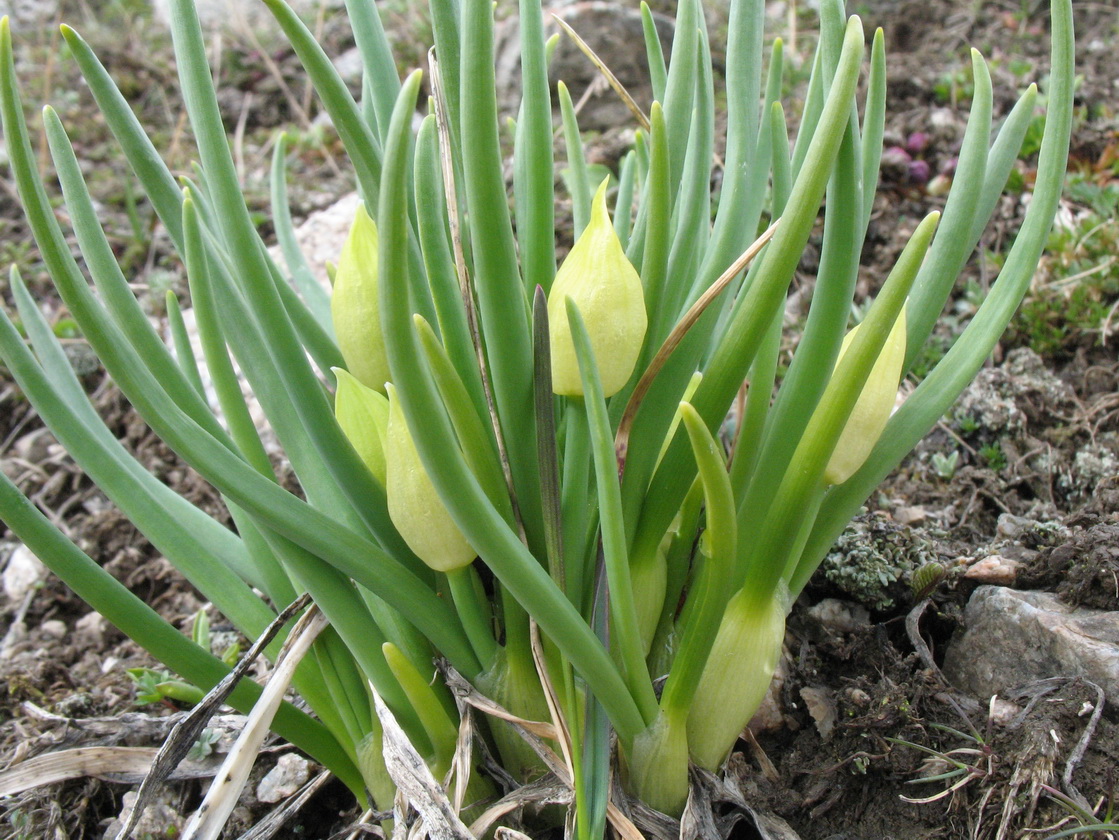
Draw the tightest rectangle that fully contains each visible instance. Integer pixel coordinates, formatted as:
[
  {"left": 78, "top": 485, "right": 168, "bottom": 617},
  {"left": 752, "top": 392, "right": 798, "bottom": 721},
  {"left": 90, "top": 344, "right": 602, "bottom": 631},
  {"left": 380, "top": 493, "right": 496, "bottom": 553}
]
[{"left": 1, "top": 1, "right": 1117, "bottom": 839}]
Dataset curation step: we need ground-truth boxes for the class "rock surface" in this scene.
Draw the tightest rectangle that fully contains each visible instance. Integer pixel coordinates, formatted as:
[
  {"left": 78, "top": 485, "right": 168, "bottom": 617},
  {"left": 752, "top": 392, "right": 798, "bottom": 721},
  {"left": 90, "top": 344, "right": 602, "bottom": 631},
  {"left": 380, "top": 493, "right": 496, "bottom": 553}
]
[
  {"left": 944, "top": 586, "right": 1119, "bottom": 704},
  {"left": 256, "top": 752, "right": 311, "bottom": 803}
]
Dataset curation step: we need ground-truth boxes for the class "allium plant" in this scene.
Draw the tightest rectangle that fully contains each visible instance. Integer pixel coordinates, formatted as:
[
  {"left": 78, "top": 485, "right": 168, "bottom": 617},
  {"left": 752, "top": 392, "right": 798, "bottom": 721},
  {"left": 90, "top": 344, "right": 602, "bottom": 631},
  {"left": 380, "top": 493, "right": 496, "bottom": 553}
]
[{"left": 0, "top": 0, "right": 1073, "bottom": 832}]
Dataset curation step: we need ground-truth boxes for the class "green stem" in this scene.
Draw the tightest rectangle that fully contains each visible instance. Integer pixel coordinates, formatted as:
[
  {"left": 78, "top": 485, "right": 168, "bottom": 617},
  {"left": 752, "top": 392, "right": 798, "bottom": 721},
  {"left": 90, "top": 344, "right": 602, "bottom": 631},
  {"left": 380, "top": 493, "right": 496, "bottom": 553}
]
[
  {"left": 447, "top": 567, "right": 498, "bottom": 667},
  {"left": 566, "top": 301, "right": 659, "bottom": 728},
  {"left": 561, "top": 403, "right": 592, "bottom": 613}
]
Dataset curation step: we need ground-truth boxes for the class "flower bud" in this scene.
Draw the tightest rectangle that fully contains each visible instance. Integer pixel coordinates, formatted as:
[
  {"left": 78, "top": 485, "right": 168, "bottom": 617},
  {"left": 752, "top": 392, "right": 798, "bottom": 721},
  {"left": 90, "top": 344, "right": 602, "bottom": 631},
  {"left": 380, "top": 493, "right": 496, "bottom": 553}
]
[
  {"left": 686, "top": 591, "right": 786, "bottom": 771},
  {"left": 548, "top": 180, "right": 647, "bottom": 397},
  {"left": 333, "top": 367, "right": 389, "bottom": 487},
  {"left": 384, "top": 384, "right": 476, "bottom": 572},
  {"left": 823, "top": 308, "right": 907, "bottom": 486},
  {"left": 331, "top": 202, "right": 390, "bottom": 392}
]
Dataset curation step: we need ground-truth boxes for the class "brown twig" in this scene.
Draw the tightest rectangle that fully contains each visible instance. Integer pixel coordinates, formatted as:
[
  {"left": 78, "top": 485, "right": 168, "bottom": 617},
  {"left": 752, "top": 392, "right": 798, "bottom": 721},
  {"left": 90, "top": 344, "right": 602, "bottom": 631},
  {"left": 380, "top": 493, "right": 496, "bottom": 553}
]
[
  {"left": 614, "top": 220, "right": 779, "bottom": 475},
  {"left": 114, "top": 593, "right": 314, "bottom": 840},
  {"left": 551, "top": 16, "right": 650, "bottom": 132}
]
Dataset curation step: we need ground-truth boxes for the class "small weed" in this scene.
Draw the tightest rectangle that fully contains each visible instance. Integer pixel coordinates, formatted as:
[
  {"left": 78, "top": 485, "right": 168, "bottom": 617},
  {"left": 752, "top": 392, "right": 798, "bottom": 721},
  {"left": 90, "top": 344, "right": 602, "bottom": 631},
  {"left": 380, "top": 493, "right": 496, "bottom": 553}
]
[
  {"left": 1006, "top": 164, "right": 1119, "bottom": 357},
  {"left": 956, "top": 414, "right": 980, "bottom": 435},
  {"left": 888, "top": 721, "right": 994, "bottom": 805},
  {"left": 188, "top": 728, "right": 222, "bottom": 761},
  {"left": 127, "top": 667, "right": 174, "bottom": 706},
  {"left": 933, "top": 64, "right": 975, "bottom": 106},
  {"left": 931, "top": 450, "right": 960, "bottom": 479},
  {"left": 1038, "top": 782, "right": 1118, "bottom": 839},
  {"left": 979, "top": 442, "right": 1007, "bottom": 471}
]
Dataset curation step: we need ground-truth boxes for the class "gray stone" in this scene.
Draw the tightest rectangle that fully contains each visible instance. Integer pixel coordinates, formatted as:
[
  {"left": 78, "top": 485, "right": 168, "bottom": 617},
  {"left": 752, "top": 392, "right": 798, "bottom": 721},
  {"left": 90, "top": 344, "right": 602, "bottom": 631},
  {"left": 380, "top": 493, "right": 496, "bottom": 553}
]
[
  {"left": 104, "top": 789, "right": 184, "bottom": 840},
  {"left": 953, "top": 347, "right": 1078, "bottom": 437},
  {"left": 256, "top": 752, "right": 311, "bottom": 803},
  {"left": 944, "top": 586, "right": 1119, "bottom": 704}
]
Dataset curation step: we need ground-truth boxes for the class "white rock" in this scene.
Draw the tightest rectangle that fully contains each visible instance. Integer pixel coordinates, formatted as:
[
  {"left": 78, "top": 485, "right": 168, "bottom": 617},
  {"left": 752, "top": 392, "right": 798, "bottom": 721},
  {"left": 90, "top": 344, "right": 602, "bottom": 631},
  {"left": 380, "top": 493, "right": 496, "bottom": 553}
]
[
  {"left": 3, "top": 544, "right": 46, "bottom": 602},
  {"left": 174, "top": 192, "right": 357, "bottom": 450},
  {"left": 75, "top": 611, "right": 106, "bottom": 647},
  {"left": 40, "top": 619, "right": 67, "bottom": 639},
  {"left": 271, "top": 190, "right": 360, "bottom": 290},
  {"left": 108, "top": 789, "right": 184, "bottom": 840},
  {"left": 256, "top": 752, "right": 311, "bottom": 803}
]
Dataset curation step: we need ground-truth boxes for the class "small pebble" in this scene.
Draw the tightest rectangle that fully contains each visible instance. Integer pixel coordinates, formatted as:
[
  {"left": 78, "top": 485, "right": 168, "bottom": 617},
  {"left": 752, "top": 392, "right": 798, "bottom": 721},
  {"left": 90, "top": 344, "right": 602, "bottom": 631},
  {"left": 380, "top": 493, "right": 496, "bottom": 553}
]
[
  {"left": 806, "top": 598, "right": 871, "bottom": 634},
  {"left": 40, "top": 620, "right": 67, "bottom": 640},
  {"left": 3, "top": 545, "right": 46, "bottom": 602},
  {"left": 988, "top": 696, "right": 1022, "bottom": 726},
  {"left": 907, "top": 159, "right": 931, "bottom": 184},
  {"left": 926, "top": 173, "right": 953, "bottom": 196},
  {"left": 75, "top": 611, "right": 106, "bottom": 647},
  {"left": 964, "top": 554, "right": 1021, "bottom": 585},
  {"left": 906, "top": 131, "right": 930, "bottom": 155},
  {"left": 844, "top": 687, "right": 872, "bottom": 708},
  {"left": 257, "top": 753, "right": 311, "bottom": 803},
  {"left": 894, "top": 505, "right": 927, "bottom": 526}
]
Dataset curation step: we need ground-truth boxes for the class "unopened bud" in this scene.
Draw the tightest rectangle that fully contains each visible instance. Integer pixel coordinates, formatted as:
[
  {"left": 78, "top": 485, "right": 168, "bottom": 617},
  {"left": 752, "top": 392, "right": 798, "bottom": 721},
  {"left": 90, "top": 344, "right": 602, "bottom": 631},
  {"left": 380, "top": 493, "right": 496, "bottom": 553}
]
[
  {"left": 824, "top": 308, "right": 907, "bottom": 486},
  {"left": 548, "top": 180, "right": 647, "bottom": 397},
  {"left": 331, "top": 202, "right": 390, "bottom": 392},
  {"left": 687, "top": 591, "right": 786, "bottom": 771},
  {"left": 385, "top": 384, "right": 476, "bottom": 572},
  {"left": 333, "top": 367, "right": 389, "bottom": 487}
]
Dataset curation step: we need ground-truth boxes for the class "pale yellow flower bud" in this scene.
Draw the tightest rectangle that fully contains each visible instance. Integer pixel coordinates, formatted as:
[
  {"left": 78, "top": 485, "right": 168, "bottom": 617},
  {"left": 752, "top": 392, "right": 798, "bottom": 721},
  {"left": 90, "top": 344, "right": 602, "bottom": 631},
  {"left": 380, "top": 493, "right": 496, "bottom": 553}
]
[
  {"left": 548, "top": 180, "right": 647, "bottom": 397},
  {"left": 824, "top": 307, "right": 907, "bottom": 486},
  {"left": 686, "top": 590, "right": 786, "bottom": 771},
  {"left": 333, "top": 367, "right": 389, "bottom": 487},
  {"left": 384, "top": 384, "right": 476, "bottom": 572},
  {"left": 331, "top": 202, "right": 390, "bottom": 392}
]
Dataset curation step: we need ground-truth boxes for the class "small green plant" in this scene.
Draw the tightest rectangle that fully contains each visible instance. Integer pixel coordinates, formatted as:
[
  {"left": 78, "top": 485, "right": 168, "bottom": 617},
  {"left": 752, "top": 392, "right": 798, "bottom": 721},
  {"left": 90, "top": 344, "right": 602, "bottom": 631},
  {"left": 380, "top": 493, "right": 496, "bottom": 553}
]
[
  {"left": 956, "top": 413, "right": 980, "bottom": 435},
  {"left": 1039, "top": 783, "right": 1119, "bottom": 839},
  {"left": 979, "top": 442, "right": 1008, "bottom": 471},
  {"left": 933, "top": 64, "right": 976, "bottom": 106},
  {"left": 127, "top": 667, "right": 204, "bottom": 707},
  {"left": 188, "top": 728, "right": 222, "bottom": 761},
  {"left": 0, "top": 0, "right": 1074, "bottom": 832},
  {"left": 888, "top": 722, "right": 994, "bottom": 805},
  {"left": 1006, "top": 167, "right": 1119, "bottom": 356},
  {"left": 932, "top": 450, "right": 960, "bottom": 479}
]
